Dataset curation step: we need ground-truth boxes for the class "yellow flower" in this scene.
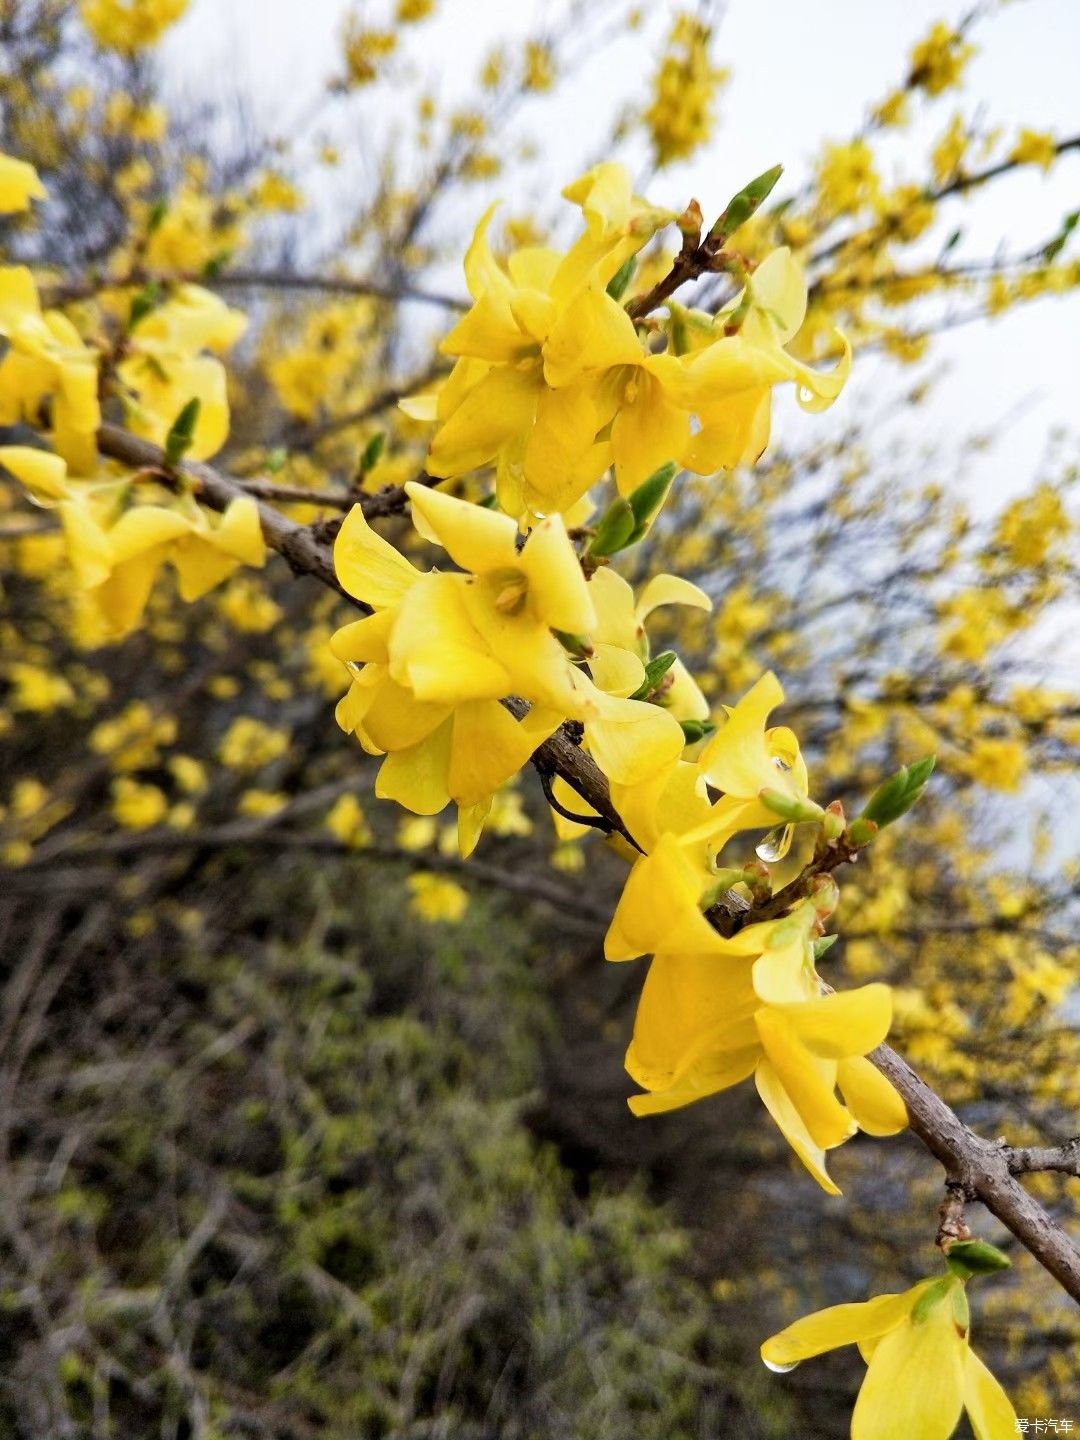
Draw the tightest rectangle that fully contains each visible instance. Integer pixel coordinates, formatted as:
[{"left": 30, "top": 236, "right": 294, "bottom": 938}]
[
  {"left": 0, "top": 153, "right": 47, "bottom": 213},
  {"left": 408, "top": 872, "right": 468, "bottom": 923},
  {"left": 620, "top": 892, "right": 904, "bottom": 1192},
  {"left": 0, "top": 268, "right": 101, "bottom": 475},
  {"left": 0, "top": 447, "right": 266, "bottom": 638},
  {"left": 908, "top": 21, "right": 976, "bottom": 97},
  {"left": 218, "top": 717, "right": 289, "bottom": 771},
  {"left": 80, "top": 0, "right": 188, "bottom": 52},
  {"left": 118, "top": 285, "right": 247, "bottom": 461},
  {"left": 762, "top": 1276, "right": 1017, "bottom": 1440},
  {"left": 237, "top": 789, "right": 289, "bottom": 819},
  {"left": 1009, "top": 127, "right": 1057, "bottom": 172},
  {"left": 112, "top": 777, "right": 168, "bottom": 830},
  {"left": 665, "top": 248, "right": 851, "bottom": 475},
  {"left": 324, "top": 792, "right": 372, "bottom": 848},
  {"left": 645, "top": 13, "right": 728, "bottom": 166}
]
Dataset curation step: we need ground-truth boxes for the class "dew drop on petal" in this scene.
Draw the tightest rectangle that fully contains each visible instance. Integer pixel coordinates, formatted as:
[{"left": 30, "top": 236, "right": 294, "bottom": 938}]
[
  {"left": 344, "top": 661, "right": 364, "bottom": 678},
  {"left": 756, "top": 823, "right": 793, "bottom": 862},
  {"left": 763, "top": 1357, "right": 800, "bottom": 1374}
]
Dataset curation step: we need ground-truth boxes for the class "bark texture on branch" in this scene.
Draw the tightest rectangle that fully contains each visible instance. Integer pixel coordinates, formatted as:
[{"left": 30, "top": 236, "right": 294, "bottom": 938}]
[{"left": 93, "top": 421, "right": 1080, "bottom": 1305}]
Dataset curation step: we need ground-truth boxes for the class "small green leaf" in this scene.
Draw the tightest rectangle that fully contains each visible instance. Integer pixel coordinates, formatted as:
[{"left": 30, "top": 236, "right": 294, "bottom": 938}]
[
  {"left": 201, "top": 249, "right": 233, "bottom": 279},
  {"left": 812, "top": 934, "right": 838, "bottom": 961},
  {"left": 860, "top": 755, "right": 936, "bottom": 829},
  {"left": 164, "top": 398, "right": 201, "bottom": 467},
  {"left": 606, "top": 256, "right": 637, "bottom": 302},
  {"left": 357, "top": 431, "right": 386, "bottom": 476},
  {"left": 587, "top": 496, "right": 636, "bottom": 557},
  {"left": 265, "top": 447, "right": 287, "bottom": 473},
  {"left": 146, "top": 197, "right": 168, "bottom": 235},
  {"left": 710, "top": 163, "right": 783, "bottom": 243},
  {"left": 553, "top": 629, "right": 594, "bottom": 659},
  {"left": 128, "top": 282, "right": 161, "bottom": 331},
  {"left": 630, "top": 650, "right": 676, "bottom": 699},
  {"left": 945, "top": 1240, "right": 1012, "bottom": 1277},
  {"left": 625, "top": 460, "right": 677, "bottom": 541}
]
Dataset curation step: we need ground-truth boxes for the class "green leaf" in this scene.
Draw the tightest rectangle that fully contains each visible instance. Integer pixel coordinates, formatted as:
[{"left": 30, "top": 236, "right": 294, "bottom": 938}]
[
  {"left": 164, "top": 398, "right": 201, "bottom": 467},
  {"left": 812, "top": 934, "right": 838, "bottom": 961},
  {"left": 128, "top": 282, "right": 161, "bottom": 332},
  {"left": 710, "top": 163, "right": 783, "bottom": 243},
  {"left": 630, "top": 650, "right": 676, "bottom": 699},
  {"left": 146, "top": 197, "right": 168, "bottom": 235},
  {"left": 265, "top": 447, "right": 287, "bottom": 473},
  {"left": 587, "top": 496, "right": 636, "bottom": 557},
  {"left": 860, "top": 755, "right": 936, "bottom": 829},
  {"left": 945, "top": 1240, "right": 1012, "bottom": 1277},
  {"left": 625, "top": 460, "right": 677, "bottom": 541},
  {"left": 1042, "top": 209, "right": 1078, "bottom": 263},
  {"left": 357, "top": 431, "right": 386, "bottom": 476},
  {"left": 606, "top": 256, "right": 637, "bottom": 302}
]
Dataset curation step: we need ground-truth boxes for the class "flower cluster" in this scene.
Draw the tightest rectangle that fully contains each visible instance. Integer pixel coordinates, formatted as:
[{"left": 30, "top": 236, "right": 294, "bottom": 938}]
[{"left": 405, "top": 163, "right": 850, "bottom": 525}]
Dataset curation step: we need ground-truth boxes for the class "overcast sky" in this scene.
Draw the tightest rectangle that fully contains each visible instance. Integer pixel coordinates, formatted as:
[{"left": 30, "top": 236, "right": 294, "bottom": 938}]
[{"left": 161, "top": 0, "right": 1080, "bottom": 511}]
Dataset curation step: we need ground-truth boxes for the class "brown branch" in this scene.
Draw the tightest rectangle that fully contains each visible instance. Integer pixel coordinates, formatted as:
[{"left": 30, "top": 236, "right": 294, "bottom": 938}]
[
  {"left": 89, "top": 420, "right": 1080, "bottom": 1304},
  {"left": 871, "top": 1043, "right": 1080, "bottom": 1304},
  {"left": 1006, "top": 1138, "right": 1080, "bottom": 1178},
  {"left": 41, "top": 265, "right": 468, "bottom": 311}
]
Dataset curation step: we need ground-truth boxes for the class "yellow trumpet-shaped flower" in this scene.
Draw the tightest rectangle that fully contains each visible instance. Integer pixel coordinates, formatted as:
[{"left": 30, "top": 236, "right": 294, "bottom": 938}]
[
  {"left": 0, "top": 447, "right": 265, "bottom": 639},
  {"left": 0, "top": 266, "right": 101, "bottom": 475},
  {"left": 615, "top": 882, "right": 905, "bottom": 1192},
  {"left": 761, "top": 1274, "right": 1018, "bottom": 1440},
  {"left": 666, "top": 247, "right": 851, "bottom": 473},
  {"left": 688, "top": 670, "right": 810, "bottom": 859},
  {"left": 118, "top": 285, "right": 247, "bottom": 461},
  {"left": 0, "top": 153, "right": 47, "bottom": 214}
]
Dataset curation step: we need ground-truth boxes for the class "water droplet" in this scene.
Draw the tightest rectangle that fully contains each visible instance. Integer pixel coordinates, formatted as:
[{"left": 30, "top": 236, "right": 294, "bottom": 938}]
[
  {"left": 756, "top": 822, "right": 794, "bottom": 862},
  {"left": 763, "top": 1357, "right": 800, "bottom": 1374},
  {"left": 344, "top": 660, "right": 364, "bottom": 678},
  {"left": 772, "top": 755, "right": 792, "bottom": 773}
]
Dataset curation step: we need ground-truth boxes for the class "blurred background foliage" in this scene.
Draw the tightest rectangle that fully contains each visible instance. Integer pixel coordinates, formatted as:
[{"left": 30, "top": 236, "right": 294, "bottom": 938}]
[{"left": 1, "top": 0, "right": 1078, "bottom": 1435}]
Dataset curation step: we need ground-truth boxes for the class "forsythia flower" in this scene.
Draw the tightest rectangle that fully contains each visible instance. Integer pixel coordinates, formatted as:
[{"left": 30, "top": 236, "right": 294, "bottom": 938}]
[
  {"left": 761, "top": 1273, "right": 1018, "bottom": 1439},
  {"left": 80, "top": 0, "right": 189, "bottom": 53},
  {"left": 0, "top": 152, "right": 47, "bottom": 213},
  {"left": 645, "top": 13, "right": 728, "bottom": 166},
  {"left": 118, "top": 285, "right": 247, "bottom": 461},
  {"left": 1008, "top": 127, "right": 1057, "bottom": 172},
  {"left": 112, "top": 777, "right": 169, "bottom": 829},
  {"left": 0, "top": 447, "right": 266, "bottom": 639},
  {"left": 0, "top": 267, "right": 100, "bottom": 475},
  {"left": 908, "top": 21, "right": 976, "bottom": 97},
  {"left": 331, "top": 484, "right": 686, "bottom": 852},
  {"left": 408, "top": 872, "right": 469, "bottom": 923},
  {"left": 611, "top": 874, "right": 904, "bottom": 1192},
  {"left": 408, "top": 164, "right": 850, "bottom": 521}
]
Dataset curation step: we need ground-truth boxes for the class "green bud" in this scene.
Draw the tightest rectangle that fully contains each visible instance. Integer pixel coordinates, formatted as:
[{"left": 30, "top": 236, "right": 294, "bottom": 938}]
[
  {"left": 822, "top": 801, "right": 845, "bottom": 841},
  {"left": 625, "top": 460, "right": 678, "bottom": 541},
  {"left": 710, "top": 163, "right": 783, "bottom": 244},
  {"left": 758, "top": 788, "right": 825, "bottom": 824},
  {"left": 846, "top": 817, "right": 879, "bottom": 848},
  {"left": 860, "top": 755, "right": 936, "bottom": 829},
  {"left": 357, "top": 431, "right": 385, "bottom": 476},
  {"left": 163, "top": 398, "right": 201, "bottom": 467},
  {"left": 944, "top": 1240, "right": 1012, "bottom": 1277},
  {"left": 680, "top": 718, "right": 716, "bottom": 744},
  {"left": 201, "top": 249, "right": 232, "bottom": 279},
  {"left": 587, "top": 496, "right": 636, "bottom": 557},
  {"left": 265, "top": 447, "right": 287, "bottom": 473},
  {"left": 810, "top": 874, "right": 840, "bottom": 918},
  {"left": 606, "top": 256, "right": 637, "bottom": 302},
  {"left": 812, "top": 934, "right": 838, "bottom": 961},
  {"left": 128, "top": 282, "right": 161, "bottom": 332},
  {"left": 631, "top": 650, "right": 676, "bottom": 699}
]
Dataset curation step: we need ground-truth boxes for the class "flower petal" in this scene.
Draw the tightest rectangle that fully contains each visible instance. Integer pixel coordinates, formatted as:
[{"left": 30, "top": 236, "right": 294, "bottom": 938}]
[
  {"left": 837, "top": 1056, "right": 909, "bottom": 1136},
  {"left": 963, "top": 1346, "right": 1019, "bottom": 1440},
  {"left": 761, "top": 1285, "right": 925, "bottom": 1370},
  {"left": 334, "top": 502, "right": 420, "bottom": 608},
  {"left": 852, "top": 1303, "right": 966, "bottom": 1440}
]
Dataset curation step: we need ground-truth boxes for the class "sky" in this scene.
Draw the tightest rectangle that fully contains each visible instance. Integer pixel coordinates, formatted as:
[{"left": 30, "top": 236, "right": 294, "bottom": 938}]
[{"left": 160, "top": 0, "right": 1080, "bottom": 511}]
